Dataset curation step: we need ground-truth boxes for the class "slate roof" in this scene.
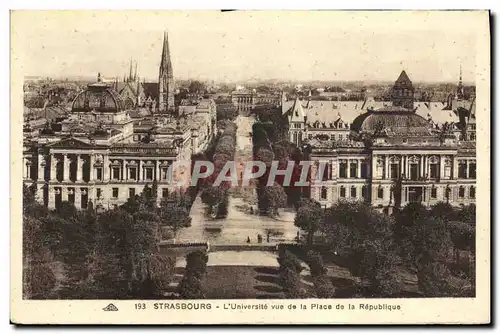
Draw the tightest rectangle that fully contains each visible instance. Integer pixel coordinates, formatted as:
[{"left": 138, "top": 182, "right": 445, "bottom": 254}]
[{"left": 142, "top": 82, "right": 159, "bottom": 100}]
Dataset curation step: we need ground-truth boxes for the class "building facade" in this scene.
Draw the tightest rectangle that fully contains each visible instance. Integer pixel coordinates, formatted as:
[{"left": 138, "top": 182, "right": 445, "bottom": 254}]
[
  {"left": 23, "top": 32, "right": 217, "bottom": 211},
  {"left": 284, "top": 71, "right": 476, "bottom": 210},
  {"left": 231, "top": 90, "right": 281, "bottom": 112}
]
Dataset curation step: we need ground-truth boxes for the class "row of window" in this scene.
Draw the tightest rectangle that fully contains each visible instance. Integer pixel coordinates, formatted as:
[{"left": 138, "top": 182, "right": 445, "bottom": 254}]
[
  {"left": 104, "top": 187, "right": 170, "bottom": 199},
  {"left": 319, "top": 185, "right": 476, "bottom": 201},
  {"left": 98, "top": 166, "right": 171, "bottom": 181},
  {"left": 320, "top": 186, "right": 368, "bottom": 200},
  {"left": 308, "top": 133, "right": 346, "bottom": 141},
  {"left": 375, "top": 161, "right": 476, "bottom": 180}
]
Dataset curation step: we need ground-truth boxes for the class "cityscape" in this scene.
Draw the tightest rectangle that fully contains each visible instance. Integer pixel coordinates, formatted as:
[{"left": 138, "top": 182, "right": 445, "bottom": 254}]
[{"left": 22, "top": 19, "right": 477, "bottom": 301}]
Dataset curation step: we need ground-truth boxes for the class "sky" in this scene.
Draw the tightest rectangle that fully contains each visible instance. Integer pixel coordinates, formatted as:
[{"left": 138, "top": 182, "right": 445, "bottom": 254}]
[{"left": 12, "top": 11, "right": 484, "bottom": 83}]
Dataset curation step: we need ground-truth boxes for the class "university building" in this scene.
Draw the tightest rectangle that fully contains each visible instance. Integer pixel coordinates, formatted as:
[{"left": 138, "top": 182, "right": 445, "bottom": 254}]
[
  {"left": 22, "top": 32, "right": 217, "bottom": 211},
  {"left": 283, "top": 70, "right": 476, "bottom": 210}
]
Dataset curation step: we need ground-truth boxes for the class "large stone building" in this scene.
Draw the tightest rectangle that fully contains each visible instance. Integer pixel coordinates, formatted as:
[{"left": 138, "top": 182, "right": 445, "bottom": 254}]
[
  {"left": 22, "top": 33, "right": 216, "bottom": 211},
  {"left": 231, "top": 89, "right": 282, "bottom": 112},
  {"left": 282, "top": 71, "right": 476, "bottom": 210}
]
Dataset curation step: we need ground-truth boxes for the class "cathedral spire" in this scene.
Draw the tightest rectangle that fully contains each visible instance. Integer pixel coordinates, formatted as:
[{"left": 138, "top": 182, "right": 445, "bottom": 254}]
[
  {"left": 158, "top": 30, "right": 175, "bottom": 113},
  {"left": 134, "top": 61, "right": 138, "bottom": 81},
  {"left": 160, "top": 31, "right": 173, "bottom": 78},
  {"left": 457, "top": 62, "right": 464, "bottom": 100}
]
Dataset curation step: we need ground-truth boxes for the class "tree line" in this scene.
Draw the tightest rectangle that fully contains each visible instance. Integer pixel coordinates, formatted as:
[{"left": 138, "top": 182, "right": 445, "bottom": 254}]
[
  {"left": 23, "top": 183, "right": 192, "bottom": 299},
  {"left": 293, "top": 199, "right": 476, "bottom": 298}
]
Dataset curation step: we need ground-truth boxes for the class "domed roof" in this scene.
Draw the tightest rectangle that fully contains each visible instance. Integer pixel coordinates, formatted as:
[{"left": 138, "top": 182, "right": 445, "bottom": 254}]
[
  {"left": 71, "top": 83, "right": 125, "bottom": 113},
  {"left": 351, "top": 107, "right": 431, "bottom": 134}
]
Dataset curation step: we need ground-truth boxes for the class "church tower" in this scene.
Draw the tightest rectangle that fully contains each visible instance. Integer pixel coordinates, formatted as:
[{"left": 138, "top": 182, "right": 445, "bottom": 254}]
[
  {"left": 158, "top": 31, "right": 175, "bottom": 113},
  {"left": 391, "top": 70, "right": 415, "bottom": 110},
  {"left": 456, "top": 63, "right": 465, "bottom": 100}
]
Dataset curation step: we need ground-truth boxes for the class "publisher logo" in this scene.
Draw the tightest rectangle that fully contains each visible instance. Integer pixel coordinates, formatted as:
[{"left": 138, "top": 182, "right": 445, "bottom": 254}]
[{"left": 103, "top": 303, "right": 119, "bottom": 311}]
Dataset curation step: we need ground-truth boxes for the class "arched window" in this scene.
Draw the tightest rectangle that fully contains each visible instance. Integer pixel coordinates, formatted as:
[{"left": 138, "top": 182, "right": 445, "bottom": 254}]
[
  {"left": 469, "top": 186, "right": 475, "bottom": 199},
  {"left": 320, "top": 186, "right": 328, "bottom": 200}
]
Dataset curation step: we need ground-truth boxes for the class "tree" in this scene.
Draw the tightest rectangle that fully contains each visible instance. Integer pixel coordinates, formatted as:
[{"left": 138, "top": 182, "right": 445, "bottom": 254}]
[
  {"left": 262, "top": 183, "right": 287, "bottom": 217},
  {"left": 294, "top": 200, "right": 324, "bottom": 245},
  {"left": 178, "top": 250, "right": 208, "bottom": 299},
  {"left": 447, "top": 220, "right": 475, "bottom": 266},
  {"left": 306, "top": 251, "right": 327, "bottom": 277},
  {"left": 23, "top": 215, "right": 57, "bottom": 299},
  {"left": 430, "top": 202, "right": 458, "bottom": 223},
  {"left": 188, "top": 80, "right": 206, "bottom": 94},
  {"left": 416, "top": 261, "right": 452, "bottom": 297},
  {"left": 321, "top": 201, "right": 403, "bottom": 297},
  {"left": 158, "top": 198, "right": 192, "bottom": 237},
  {"left": 458, "top": 204, "right": 476, "bottom": 225},
  {"left": 255, "top": 147, "right": 274, "bottom": 168}
]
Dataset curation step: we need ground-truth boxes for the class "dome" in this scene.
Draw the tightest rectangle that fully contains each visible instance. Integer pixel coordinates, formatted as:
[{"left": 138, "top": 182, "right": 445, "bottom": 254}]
[
  {"left": 351, "top": 106, "right": 431, "bottom": 135},
  {"left": 71, "top": 83, "right": 125, "bottom": 113}
]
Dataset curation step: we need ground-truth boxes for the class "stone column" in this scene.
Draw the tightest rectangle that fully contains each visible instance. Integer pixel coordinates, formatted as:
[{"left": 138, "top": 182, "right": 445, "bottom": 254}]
[
  {"left": 156, "top": 160, "right": 160, "bottom": 181},
  {"left": 138, "top": 160, "right": 143, "bottom": 181},
  {"left": 62, "top": 187, "right": 68, "bottom": 201},
  {"left": 420, "top": 155, "right": 424, "bottom": 178},
  {"left": 50, "top": 154, "right": 58, "bottom": 181},
  {"left": 76, "top": 155, "right": 83, "bottom": 182},
  {"left": 89, "top": 155, "right": 95, "bottom": 181},
  {"left": 103, "top": 155, "right": 109, "bottom": 181},
  {"left": 465, "top": 160, "right": 469, "bottom": 179},
  {"left": 346, "top": 160, "right": 351, "bottom": 178},
  {"left": 399, "top": 156, "right": 404, "bottom": 179},
  {"left": 440, "top": 155, "right": 446, "bottom": 179},
  {"left": 37, "top": 153, "right": 45, "bottom": 181},
  {"left": 48, "top": 187, "right": 55, "bottom": 209},
  {"left": 63, "top": 154, "right": 70, "bottom": 181},
  {"left": 357, "top": 159, "right": 361, "bottom": 178},
  {"left": 405, "top": 156, "right": 409, "bottom": 178},
  {"left": 121, "top": 160, "right": 126, "bottom": 180},
  {"left": 74, "top": 188, "right": 81, "bottom": 209},
  {"left": 384, "top": 156, "right": 389, "bottom": 179},
  {"left": 371, "top": 155, "right": 377, "bottom": 179},
  {"left": 452, "top": 156, "right": 459, "bottom": 179}
]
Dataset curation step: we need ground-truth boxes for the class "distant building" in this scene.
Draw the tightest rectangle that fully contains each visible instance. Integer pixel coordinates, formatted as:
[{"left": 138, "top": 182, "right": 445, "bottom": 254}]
[{"left": 231, "top": 90, "right": 281, "bottom": 112}]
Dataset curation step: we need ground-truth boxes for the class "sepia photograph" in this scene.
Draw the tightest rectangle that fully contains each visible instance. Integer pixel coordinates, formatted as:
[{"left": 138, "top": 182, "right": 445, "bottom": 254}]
[{"left": 10, "top": 9, "right": 490, "bottom": 324}]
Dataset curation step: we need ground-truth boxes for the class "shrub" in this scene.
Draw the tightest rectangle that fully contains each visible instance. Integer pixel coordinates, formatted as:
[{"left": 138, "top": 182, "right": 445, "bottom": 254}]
[
  {"left": 185, "top": 251, "right": 209, "bottom": 278},
  {"left": 307, "top": 251, "right": 327, "bottom": 277},
  {"left": 27, "top": 263, "right": 57, "bottom": 298},
  {"left": 149, "top": 255, "right": 176, "bottom": 291},
  {"left": 178, "top": 275, "right": 205, "bottom": 299},
  {"left": 278, "top": 249, "right": 303, "bottom": 273},
  {"left": 313, "top": 275, "right": 336, "bottom": 298},
  {"left": 279, "top": 267, "right": 307, "bottom": 299}
]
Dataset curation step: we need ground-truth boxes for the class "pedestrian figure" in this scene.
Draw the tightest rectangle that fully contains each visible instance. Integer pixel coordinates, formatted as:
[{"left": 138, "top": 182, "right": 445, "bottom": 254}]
[
  {"left": 249, "top": 206, "right": 254, "bottom": 214},
  {"left": 267, "top": 232, "right": 270, "bottom": 243},
  {"left": 247, "top": 236, "right": 251, "bottom": 243},
  {"left": 296, "top": 231, "right": 300, "bottom": 242},
  {"left": 257, "top": 234, "right": 262, "bottom": 243}
]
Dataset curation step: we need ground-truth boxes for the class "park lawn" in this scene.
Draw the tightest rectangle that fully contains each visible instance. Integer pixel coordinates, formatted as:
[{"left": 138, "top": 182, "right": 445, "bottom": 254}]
[{"left": 201, "top": 266, "right": 286, "bottom": 299}]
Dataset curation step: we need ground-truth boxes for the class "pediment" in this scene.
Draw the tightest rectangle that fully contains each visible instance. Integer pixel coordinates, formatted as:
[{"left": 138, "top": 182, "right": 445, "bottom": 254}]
[{"left": 46, "top": 137, "right": 94, "bottom": 149}]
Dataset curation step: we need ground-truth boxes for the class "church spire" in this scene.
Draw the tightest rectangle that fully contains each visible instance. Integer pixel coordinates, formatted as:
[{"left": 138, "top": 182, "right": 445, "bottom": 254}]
[
  {"left": 457, "top": 62, "right": 464, "bottom": 99},
  {"left": 160, "top": 31, "right": 173, "bottom": 78},
  {"left": 158, "top": 30, "right": 175, "bottom": 113},
  {"left": 134, "top": 61, "right": 138, "bottom": 81}
]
